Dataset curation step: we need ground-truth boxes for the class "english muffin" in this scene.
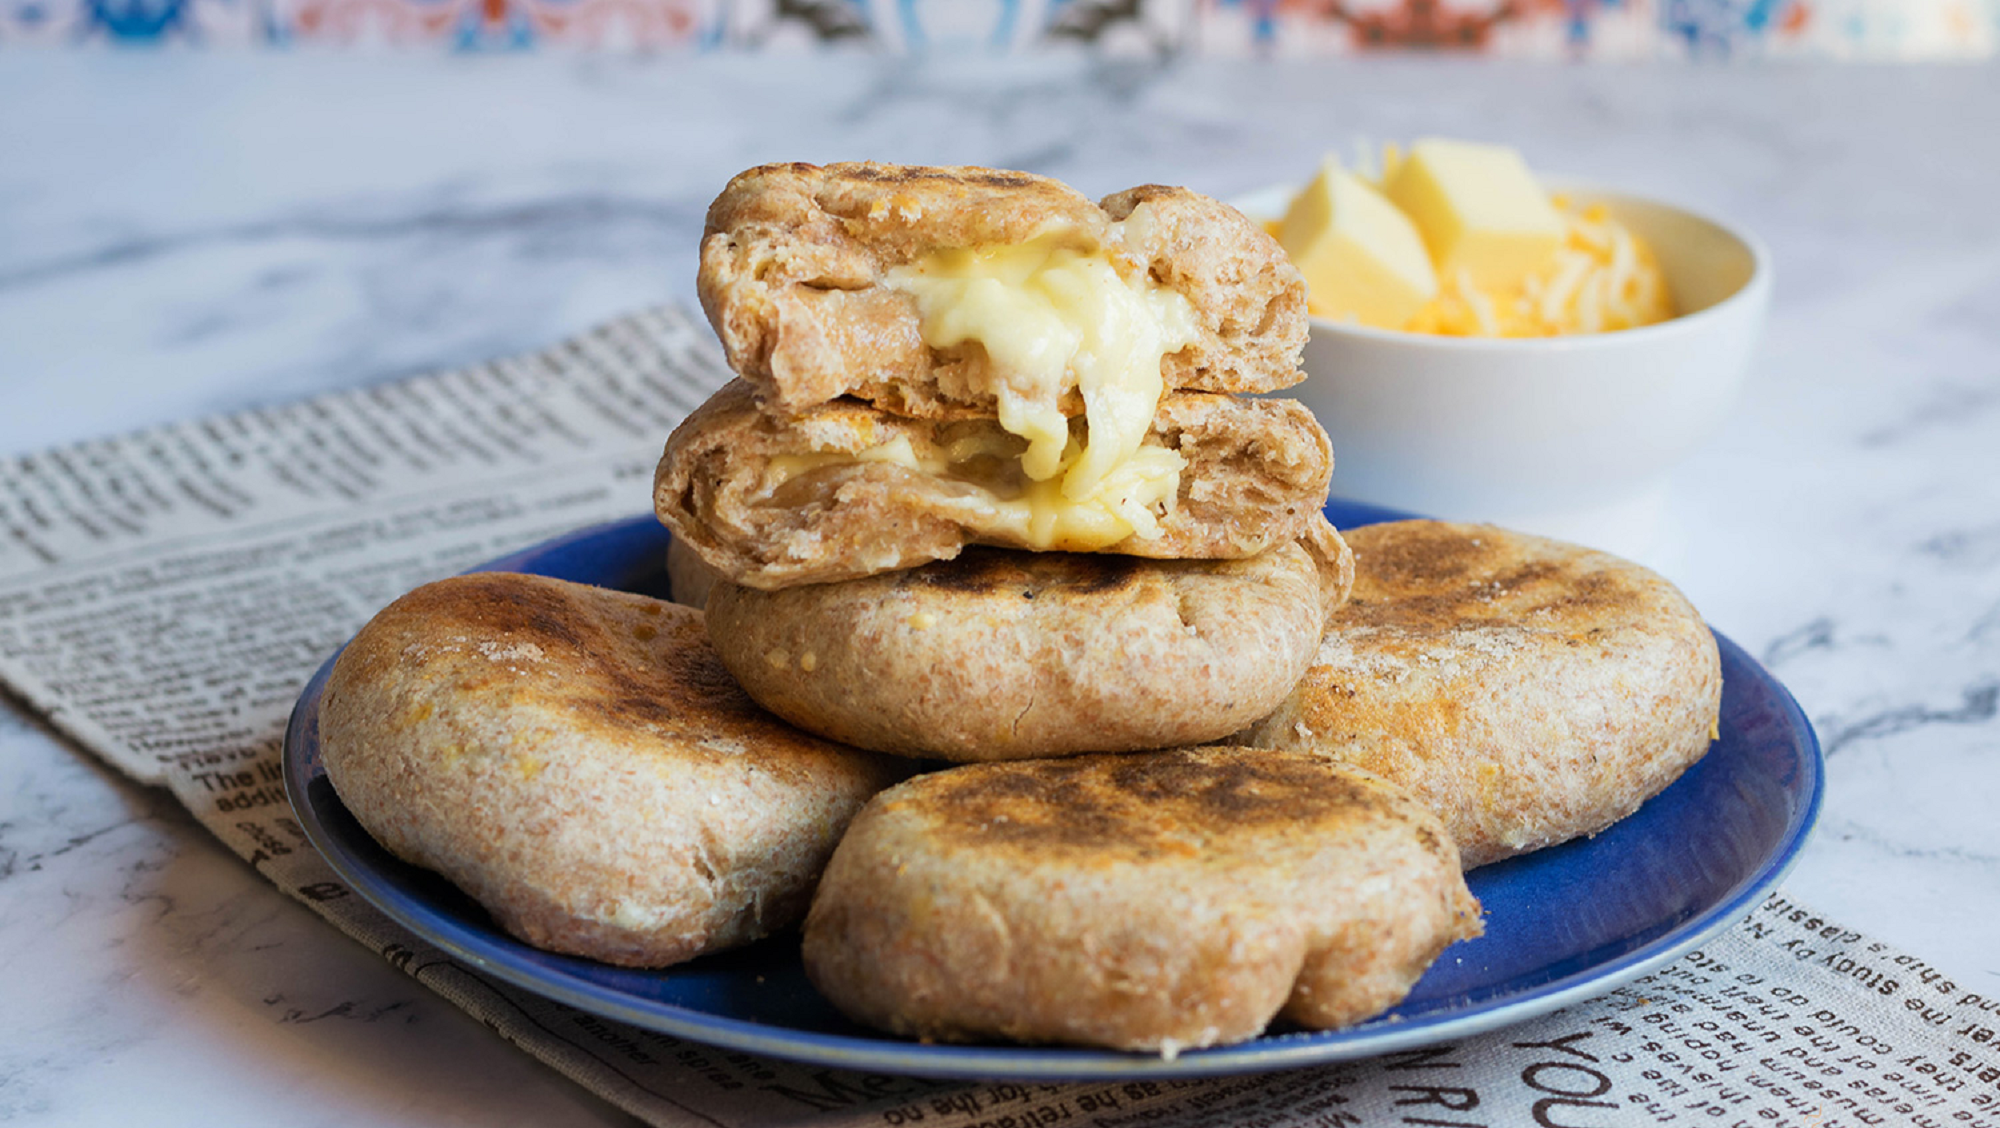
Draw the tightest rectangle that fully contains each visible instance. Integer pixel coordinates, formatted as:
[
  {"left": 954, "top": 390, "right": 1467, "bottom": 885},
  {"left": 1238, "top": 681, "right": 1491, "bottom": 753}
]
[
  {"left": 665, "top": 536, "right": 723, "bottom": 610},
  {"left": 317, "top": 572, "right": 905, "bottom": 967},
  {"left": 705, "top": 523, "right": 1352, "bottom": 761},
  {"left": 655, "top": 379, "right": 1335, "bottom": 590},
  {"left": 1238, "top": 520, "right": 1722, "bottom": 868},
  {"left": 802, "top": 746, "right": 1483, "bottom": 1053},
  {"left": 699, "top": 161, "right": 1308, "bottom": 418}
]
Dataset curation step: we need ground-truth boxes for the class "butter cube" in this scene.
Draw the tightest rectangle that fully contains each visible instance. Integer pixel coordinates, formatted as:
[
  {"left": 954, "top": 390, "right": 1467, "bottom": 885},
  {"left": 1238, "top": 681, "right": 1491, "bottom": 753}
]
[
  {"left": 1384, "top": 138, "right": 1563, "bottom": 289},
  {"left": 1278, "top": 162, "right": 1438, "bottom": 330}
]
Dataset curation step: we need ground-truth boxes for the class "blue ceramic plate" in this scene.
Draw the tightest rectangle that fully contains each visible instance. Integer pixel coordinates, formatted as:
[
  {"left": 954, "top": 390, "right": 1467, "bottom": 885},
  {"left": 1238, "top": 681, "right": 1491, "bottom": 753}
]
[{"left": 283, "top": 502, "right": 1823, "bottom": 1082}]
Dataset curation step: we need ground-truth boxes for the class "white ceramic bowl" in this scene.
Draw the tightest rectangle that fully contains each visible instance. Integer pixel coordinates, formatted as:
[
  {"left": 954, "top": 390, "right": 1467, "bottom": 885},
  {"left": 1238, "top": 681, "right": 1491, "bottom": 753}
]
[{"left": 1235, "top": 184, "right": 1771, "bottom": 552}]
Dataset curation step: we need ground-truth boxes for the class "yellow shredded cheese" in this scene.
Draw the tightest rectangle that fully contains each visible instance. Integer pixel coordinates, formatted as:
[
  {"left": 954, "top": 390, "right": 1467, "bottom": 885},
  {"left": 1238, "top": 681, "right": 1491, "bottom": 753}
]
[
  {"left": 1403, "top": 199, "right": 1674, "bottom": 337},
  {"left": 1275, "top": 143, "right": 1678, "bottom": 339}
]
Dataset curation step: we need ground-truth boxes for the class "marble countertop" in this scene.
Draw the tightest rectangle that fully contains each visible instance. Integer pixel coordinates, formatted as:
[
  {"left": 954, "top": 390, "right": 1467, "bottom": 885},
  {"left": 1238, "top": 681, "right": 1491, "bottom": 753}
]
[{"left": 2, "top": 53, "right": 1996, "bottom": 1127}]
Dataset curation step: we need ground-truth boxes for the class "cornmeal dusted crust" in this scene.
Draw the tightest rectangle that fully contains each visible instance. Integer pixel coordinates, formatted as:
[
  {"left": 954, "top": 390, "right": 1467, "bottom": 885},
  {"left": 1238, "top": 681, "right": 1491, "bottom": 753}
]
[
  {"left": 654, "top": 379, "right": 1336, "bottom": 590},
  {"left": 698, "top": 161, "right": 1309, "bottom": 417},
  {"left": 1238, "top": 520, "right": 1722, "bottom": 869},
  {"left": 317, "top": 573, "right": 904, "bottom": 968},
  {"left": 705, "top": 532, "right": 1347, "bottom": 761},
  {"left": 803, "top": 747, "right": 1483, "bottom": 1052}
]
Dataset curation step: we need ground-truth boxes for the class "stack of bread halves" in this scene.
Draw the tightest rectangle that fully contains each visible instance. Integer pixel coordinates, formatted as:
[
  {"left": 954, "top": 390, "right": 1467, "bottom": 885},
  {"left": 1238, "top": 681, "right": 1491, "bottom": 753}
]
[
  {"left": 321, "top": 162, "right": 1723, "bottom": 1061},
  {"left": 652, "top": 162, "right": 1484, "bottom": 1053}
]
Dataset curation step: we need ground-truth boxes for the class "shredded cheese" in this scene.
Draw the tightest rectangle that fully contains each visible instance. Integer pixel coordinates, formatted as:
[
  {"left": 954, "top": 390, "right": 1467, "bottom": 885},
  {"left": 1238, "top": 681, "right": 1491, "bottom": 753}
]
[
  {"left": 1276, "top": 147, "right": 1678, "bottom": 338},
  {"left": 1402, "top": 198, "right": 1675, "bottom": 337}
]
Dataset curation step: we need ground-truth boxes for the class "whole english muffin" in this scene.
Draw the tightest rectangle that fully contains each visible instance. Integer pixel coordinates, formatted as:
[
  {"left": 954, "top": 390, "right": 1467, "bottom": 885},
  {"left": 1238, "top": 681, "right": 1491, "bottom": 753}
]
[
  {"left": 317, "top": 572, "right": 905, "bottom": 967},
  {"left": 705, "top": 525, "right": 1352, "bottom": 761},
  {"left": 802, "top": 747, "right": 1483, "bottom": 1052},
  {"left": 655, "top": 379, "right": 1335, "bottom": 590},
  {"left": 1238, "top": 520, "right": 1722, "bottom": 868},
  {"left": 699, "top": 161, "right": 1308, "bottom": 417}
]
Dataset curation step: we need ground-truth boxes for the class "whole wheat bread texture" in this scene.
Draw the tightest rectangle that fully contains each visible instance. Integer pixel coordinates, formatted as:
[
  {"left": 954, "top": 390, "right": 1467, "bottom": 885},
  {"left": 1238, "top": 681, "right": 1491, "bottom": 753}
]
[
  {"left": 803, "top": 747, "right": 1483, "bottom": 1052},
  {"left": 698, "top": 161, "right": 1309, "bottom": 418},
  {"left": 654, "top": 379, "right": 1335, "bottom": 590},
  {"left": 704, "top": 525, "right": 1351, "bottom": 761},
  {"left": 1238, "top": 520, "right": 1722, "bottom": 868},
  {"left": 317, "top": 573, "right": 905, "bottom": 967}
]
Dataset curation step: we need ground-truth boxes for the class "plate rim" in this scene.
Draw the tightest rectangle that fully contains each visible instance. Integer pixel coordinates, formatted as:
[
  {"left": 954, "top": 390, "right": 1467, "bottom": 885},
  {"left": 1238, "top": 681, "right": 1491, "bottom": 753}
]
[{"left": 284, "top": 509, "right": 1824, "bottom": 1082}]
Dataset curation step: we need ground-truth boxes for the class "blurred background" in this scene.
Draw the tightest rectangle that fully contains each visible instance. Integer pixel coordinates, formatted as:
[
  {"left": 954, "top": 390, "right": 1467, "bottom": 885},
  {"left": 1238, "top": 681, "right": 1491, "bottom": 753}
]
[{"left": 4, "top": 0, "right": 1994, "bottom": 57}]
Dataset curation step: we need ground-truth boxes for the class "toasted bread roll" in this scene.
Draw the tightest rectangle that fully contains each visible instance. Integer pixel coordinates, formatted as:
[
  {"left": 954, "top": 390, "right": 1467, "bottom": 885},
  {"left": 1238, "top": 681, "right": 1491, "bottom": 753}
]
[
  {"left": 666, "top": 536, "right": 724, "bottom": 610},
  {"left": 705, "top": 529, "right": 1351, "bottom": 761},
  {"left": 698, "top": 162, "right": 1308, "bottom": 418},
  {"left": 1239, "top": 521, "right": 1722, "bottom": 868},
  {"left": 317, "top": 573, "right": 904, "bottom": 967},
  {"left": 655, "top": 380, "right": 1335, "bottom": 590},
  {"left": 803, "top": 747, "right": 1483, "bottom": 1052}
]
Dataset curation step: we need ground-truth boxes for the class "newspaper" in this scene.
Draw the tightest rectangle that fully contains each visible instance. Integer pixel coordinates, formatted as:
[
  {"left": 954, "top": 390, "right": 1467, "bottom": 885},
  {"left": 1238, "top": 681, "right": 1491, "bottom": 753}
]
[{"left": 4, "top": 305, "right": 1996, "bottom": 1128}]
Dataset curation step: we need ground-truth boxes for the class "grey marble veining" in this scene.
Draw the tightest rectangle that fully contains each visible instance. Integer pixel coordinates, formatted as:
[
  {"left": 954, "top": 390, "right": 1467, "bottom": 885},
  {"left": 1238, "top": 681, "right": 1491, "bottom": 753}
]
[{"left": 2, "top": 51, "right": 1997, "bottom": 1127}]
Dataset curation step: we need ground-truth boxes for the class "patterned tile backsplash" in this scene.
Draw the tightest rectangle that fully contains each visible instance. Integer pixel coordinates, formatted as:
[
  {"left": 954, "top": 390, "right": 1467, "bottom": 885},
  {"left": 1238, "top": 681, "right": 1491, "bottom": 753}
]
[{"left": 3, "top": 0, "right": 1992, "bottom": 58}]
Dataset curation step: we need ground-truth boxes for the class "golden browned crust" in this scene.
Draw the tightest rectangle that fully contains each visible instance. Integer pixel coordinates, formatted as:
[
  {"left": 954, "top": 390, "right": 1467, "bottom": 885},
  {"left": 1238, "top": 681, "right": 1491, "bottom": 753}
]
[
  {"left": 317, "top": 573, "right": 905, "bottom": 968},
  {"left": 654, "top": 379, "right": 1336, "bottom": 590},
  {"left": 802, "top": 747, "right": 1483, "bottom": 1052},
  {"left": 705, "top": 538, "right": 1336, "bottom": 761},
  {"left": 1238, "top": 520, "right": 1722, "bottom": 868},
  {"left": 697, "top": 161, "right": 1308, "bottom": 416}
]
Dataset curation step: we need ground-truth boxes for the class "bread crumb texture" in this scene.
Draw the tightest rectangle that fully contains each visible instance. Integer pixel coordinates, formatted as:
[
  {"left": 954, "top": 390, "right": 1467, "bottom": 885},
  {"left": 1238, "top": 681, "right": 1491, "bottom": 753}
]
[
  {"left": 318, "top": 572, "right": 905, "bottom": 968},
  {"left": 1240, "top": 520, "right": 1722, "bottom": 868},
  {"left": 803, "top": 746, "right": 1482, "bottom": 1051}
]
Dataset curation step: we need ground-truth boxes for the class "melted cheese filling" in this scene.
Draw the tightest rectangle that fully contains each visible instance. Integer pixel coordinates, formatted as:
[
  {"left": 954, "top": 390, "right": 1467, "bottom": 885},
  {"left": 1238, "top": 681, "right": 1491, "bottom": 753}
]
[
  {"left": 767, "top": 426, "right": 1185, "bottom": 553},
  {"left": 873, "top": 225, "right": 1199, "bottom": 547}
]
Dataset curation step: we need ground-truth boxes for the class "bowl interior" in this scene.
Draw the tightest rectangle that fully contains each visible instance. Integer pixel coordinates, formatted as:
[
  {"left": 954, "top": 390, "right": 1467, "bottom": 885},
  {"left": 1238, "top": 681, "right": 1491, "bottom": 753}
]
[{"left": 1564, "top": 188, "right": 1760, "bottom": 318}]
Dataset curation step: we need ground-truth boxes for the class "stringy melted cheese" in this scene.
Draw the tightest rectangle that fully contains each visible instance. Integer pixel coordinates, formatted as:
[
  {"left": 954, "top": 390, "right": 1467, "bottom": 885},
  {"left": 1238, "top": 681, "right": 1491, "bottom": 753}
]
[
  {"left": 764, "top": 223, "right": 1200, "bottom": 552},
  {"left": 767, "top": 426, "right": 1185, "bottom": 553},
  {"left": 856, "top": 224, "right": 1199, "bottom": 550}
]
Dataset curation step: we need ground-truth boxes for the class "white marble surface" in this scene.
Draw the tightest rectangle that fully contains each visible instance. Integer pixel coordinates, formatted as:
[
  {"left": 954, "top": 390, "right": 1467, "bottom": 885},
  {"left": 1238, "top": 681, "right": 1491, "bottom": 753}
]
[{"left": 2, "top": 53, "right": 1997, "bottom": 1127}]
